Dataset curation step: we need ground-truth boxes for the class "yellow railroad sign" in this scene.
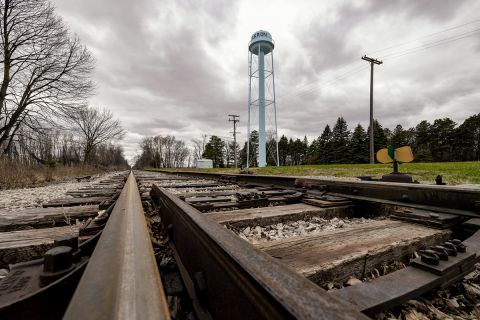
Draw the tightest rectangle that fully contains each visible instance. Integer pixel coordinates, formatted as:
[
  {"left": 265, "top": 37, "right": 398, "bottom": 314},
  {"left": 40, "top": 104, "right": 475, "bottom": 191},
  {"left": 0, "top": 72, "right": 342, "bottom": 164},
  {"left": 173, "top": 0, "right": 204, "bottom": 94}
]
[{"left": 376, "top": 146, "right": 414, "bottom": 164}]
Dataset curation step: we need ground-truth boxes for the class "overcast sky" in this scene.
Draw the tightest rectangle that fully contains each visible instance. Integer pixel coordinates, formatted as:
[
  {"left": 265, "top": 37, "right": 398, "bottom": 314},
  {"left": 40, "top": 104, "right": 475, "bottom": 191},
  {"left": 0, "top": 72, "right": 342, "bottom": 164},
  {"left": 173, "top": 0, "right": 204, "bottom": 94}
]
[{"left": 53, "top": 0, "right": 480, "bottom": 163}]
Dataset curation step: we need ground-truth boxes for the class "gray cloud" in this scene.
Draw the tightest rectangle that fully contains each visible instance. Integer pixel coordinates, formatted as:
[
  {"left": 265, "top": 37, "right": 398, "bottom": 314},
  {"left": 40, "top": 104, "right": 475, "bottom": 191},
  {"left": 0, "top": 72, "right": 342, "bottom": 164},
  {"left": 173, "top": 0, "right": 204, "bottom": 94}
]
[{"left": 53, "top": 0, "right": 480, "bottom": 162}]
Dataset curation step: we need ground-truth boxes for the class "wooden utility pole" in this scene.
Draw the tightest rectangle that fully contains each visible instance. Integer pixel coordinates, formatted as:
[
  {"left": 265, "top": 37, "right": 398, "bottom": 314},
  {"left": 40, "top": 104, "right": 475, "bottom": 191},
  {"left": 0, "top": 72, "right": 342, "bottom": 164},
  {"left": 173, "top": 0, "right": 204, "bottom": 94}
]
[
  {"left": 362, "top": 55, "right": 383, "bottom": 164},
  {"left": 228, "top": 115, "right": 240, "bottom": 168}
]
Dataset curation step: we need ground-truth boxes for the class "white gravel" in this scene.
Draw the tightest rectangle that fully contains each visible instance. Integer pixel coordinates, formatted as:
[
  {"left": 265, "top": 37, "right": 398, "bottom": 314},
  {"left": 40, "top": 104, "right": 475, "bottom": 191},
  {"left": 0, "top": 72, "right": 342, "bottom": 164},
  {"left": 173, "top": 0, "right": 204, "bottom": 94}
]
[
  {"left": 0, "top": 172, "right": 119, "bottom": 212},
  {"left": 236, "top": 216, "right": 385, "bottom": 244}
]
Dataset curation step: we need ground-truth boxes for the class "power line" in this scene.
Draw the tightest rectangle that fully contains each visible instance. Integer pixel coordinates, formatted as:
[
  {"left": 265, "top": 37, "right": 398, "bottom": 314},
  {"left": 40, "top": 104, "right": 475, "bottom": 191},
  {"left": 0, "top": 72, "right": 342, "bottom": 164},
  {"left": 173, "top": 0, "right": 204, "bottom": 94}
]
[
  {"left": 289, "top": 65, "right": 368, "bottom": 100},
  {"left": 277, "top": 61, "right": 363, "bottom": 100},
  {"left": 278, "top": 63, "right": 367, "bottom": 102},
  {"left": 367, "top": 18, "right": 480, "bottom": 56},
  {"left": 380, "top": 28, "right": 480, "bottom": 60}
]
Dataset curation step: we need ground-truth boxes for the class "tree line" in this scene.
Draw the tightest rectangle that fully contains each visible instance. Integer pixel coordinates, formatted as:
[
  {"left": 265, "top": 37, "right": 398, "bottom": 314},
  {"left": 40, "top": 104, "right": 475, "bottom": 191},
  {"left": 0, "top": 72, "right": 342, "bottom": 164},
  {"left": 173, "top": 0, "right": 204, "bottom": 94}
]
[
  {"left": 134, "top": 134, "right": 242, "bottom": 169},
  {"left": 267, "top": 114, "right": 480, "bottom": 166},
  {"left": 134, "top": 112, "right": 479, "bottom": 169},
  {"left": 0, "top": 0, "right": 127, "bottom": 169}
]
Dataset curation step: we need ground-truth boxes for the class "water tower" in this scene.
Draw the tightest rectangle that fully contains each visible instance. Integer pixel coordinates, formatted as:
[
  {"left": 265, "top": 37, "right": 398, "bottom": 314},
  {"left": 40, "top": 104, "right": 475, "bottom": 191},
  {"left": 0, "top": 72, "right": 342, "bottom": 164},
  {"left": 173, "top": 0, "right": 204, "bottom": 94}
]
[{"left": 247, "top": 30, "right": 279, "bottom": 168}]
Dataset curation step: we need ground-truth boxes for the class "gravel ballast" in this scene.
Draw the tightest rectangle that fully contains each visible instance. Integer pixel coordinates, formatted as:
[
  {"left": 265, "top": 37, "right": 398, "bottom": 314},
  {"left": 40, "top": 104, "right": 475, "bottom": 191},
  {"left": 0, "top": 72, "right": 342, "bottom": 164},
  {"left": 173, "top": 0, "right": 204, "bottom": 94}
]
[
  {"left": 0, "top": 172, "right": 118, "bottom": 212},
  {"left": 234, "top": 216, "right": 386, "bottom": 244}
]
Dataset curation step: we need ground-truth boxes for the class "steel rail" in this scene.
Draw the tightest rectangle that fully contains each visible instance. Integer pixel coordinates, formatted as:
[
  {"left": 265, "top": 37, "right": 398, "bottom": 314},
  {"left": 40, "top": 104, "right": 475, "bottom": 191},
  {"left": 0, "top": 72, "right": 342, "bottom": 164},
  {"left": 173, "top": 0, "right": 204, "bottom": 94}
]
[
  {"left": 152, "top": 170, "right": 480, "bottom": 215},
  {"left": 64, "top": 172, "right": 170, "bottom": 319},
  {"left": 151, "top": 184, "right": 368, "bottom": 320},
  {"left": 149, "top": 170, "right": 480, "bottom": 318}
]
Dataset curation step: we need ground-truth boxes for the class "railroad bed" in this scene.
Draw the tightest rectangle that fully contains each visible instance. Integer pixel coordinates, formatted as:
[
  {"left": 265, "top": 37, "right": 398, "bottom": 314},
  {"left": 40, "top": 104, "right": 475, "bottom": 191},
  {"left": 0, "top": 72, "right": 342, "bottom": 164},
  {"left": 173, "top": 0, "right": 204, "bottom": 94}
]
[{"left": 0, "top": 170, "right": 479, "bottom": 319}]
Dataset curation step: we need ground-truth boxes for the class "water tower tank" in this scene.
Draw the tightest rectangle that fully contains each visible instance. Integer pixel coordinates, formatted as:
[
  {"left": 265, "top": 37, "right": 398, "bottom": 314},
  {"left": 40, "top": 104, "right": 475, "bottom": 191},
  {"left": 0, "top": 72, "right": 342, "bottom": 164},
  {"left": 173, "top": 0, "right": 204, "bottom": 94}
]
[{"left": 249, "top": 30, "right": 274, "bottom": 55}]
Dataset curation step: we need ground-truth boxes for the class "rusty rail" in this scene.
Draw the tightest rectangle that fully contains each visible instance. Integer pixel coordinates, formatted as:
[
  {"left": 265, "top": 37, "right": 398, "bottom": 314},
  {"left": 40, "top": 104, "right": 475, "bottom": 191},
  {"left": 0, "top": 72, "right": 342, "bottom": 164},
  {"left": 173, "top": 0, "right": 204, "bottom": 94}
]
[
  {"left": 151, "top": 183, "right": 367, "bottom": 320},
  {"left": 152, "top": 170, "right": 480, "bottom": 216},
  {"left": 151, "top": 170, "right": 480, "bottom": 315},
  {"left": 64, "top": 172, "right": 170, "bottom": 319}
]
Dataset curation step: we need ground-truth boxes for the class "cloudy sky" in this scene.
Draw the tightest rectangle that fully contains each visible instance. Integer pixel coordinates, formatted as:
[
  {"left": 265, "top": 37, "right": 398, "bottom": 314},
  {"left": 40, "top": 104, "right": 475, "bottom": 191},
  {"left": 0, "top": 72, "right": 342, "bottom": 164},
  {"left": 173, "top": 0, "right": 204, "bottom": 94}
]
[{"left": 53, "top": 0, "right": 480, "bottom": 163}]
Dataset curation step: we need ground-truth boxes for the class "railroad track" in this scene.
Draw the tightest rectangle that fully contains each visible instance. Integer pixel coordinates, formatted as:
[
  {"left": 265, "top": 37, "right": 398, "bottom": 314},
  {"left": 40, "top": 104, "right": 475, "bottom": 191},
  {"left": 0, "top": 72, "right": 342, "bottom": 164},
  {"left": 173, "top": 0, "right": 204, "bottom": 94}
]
[{"left": 0, "top": 170, "right": 479, "bottom": 319}]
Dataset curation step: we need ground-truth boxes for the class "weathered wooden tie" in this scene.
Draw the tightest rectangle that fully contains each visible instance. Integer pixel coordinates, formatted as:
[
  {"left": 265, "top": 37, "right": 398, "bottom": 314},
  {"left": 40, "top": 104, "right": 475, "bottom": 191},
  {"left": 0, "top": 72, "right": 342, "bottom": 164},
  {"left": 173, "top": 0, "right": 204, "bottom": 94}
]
[
  {"left": 42, "top": 197, "right": 111, "bottom": 208},
  {"left": 0, "top": 205, "right": 98, "bottom": 232},
  {"left": 255, "top": 219, "right": 451, "bottom": 284},
  {"left": 0, "top": 226, "right": 79, "bottom": 267},
  {"left": 206, "top": 203, "right": 354, "bottom": 227}
]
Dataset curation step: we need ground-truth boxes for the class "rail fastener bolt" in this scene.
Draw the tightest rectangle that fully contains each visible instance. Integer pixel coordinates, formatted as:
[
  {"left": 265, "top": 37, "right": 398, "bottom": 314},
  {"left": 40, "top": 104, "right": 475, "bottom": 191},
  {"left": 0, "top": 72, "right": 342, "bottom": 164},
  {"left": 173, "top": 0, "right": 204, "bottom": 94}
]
[
  {"left": 451, "top": 239, "right": 467, "bottom": 253},
  {"left": 442, "top": 242, "right": 458, "bottom": 256},
  {"left": 39, "top": 246, "right": 75, "bottom": 287},
  {"left": 419, "top": 250, "right": 440, "bottom": 265}
]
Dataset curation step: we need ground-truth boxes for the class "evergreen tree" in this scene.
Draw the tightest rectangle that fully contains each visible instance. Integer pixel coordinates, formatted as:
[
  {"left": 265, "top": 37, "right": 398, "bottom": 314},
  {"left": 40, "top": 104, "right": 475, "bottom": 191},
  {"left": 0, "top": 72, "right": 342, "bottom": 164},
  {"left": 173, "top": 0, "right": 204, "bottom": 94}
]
[
  {"left": 248, "top": 131, "right": 259, "bottom": 167},
  {"left": 240, "top": 142, "right": 248, "bottom": 167},
  {"left": 290, "top": 138, "right": 304, "bottom": 165},
  {"left": 413, "top": 120, "right": 432, "bottom": 161},
  {"left": 383, "top": 127, "right": 392, "bottom": 145},
  {"left": 404, "top": 127, "right": 416, "bottom": 146},
  {"left": 348, "top": 124, "right": 369, "bottom": 163},
  {"left": 240, "top": 131, "right": 259, "bottom": 167},
  {"left": 317, "top": 125, "right": 333, "bottom": 164},
  {"left": 331, "top": 117, "right": 350, "bottom": 163},
  {"left": 390, "top": 124, "right": 408, "bottom": 147},
  {"left": 302, "top": 136, "right": 309, "bottom": 164},
  {"left": 278, "top": 135, "right": 289, "bottom": 166},
  {"left": 367, "top": 120, "right": 388, "bottom": 154},
  {"left": 430, "top": 118, "right": 456, "bottom": 162},
  {"left": 202, "top": 136, "right": 225, "bottom": 167},
  {"left": 454, "top": 113, "right": 480, "bottom": 161},
  {"left": 306, "top": 138, "right": 318, "bottom": 164}
]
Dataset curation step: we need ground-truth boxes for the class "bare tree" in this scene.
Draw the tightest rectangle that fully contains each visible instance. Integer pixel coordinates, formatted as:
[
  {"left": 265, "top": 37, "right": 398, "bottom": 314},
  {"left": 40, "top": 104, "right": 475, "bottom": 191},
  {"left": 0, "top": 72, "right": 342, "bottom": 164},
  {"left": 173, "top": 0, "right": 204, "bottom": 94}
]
[
  {"left": 135, "top": 135, "right": 189, "bottom": 169},
  {"left": 191, "top": 138, "right": 203, "bottom": 160},
  {"left": 0, "top": 0, "right": 94, "bottom": 154},
  {"left": 71, "top": 106, "right": 125, "bottom": 163}
]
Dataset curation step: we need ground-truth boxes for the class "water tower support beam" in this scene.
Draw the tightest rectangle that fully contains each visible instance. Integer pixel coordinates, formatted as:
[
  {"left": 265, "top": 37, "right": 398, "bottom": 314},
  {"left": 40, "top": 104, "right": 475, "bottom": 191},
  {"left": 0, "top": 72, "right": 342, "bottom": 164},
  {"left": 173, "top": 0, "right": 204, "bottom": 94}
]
[
  {"left": 258, "top": 44, "right": 266, "bottom": 167},
  {"left": 271, "top": 52, "right": 279, "bottom": 166},
  {"left": 247, "top": 52, "right": 252, "bottom": 169}
]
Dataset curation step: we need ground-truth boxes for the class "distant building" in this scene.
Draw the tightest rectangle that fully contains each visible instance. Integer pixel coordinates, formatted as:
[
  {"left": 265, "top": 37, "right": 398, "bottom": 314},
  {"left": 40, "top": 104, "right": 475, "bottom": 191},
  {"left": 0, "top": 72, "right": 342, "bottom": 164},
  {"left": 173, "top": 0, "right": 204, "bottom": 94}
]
[{"left": 195, "top": 159, "right": 213, "bottom": 168}]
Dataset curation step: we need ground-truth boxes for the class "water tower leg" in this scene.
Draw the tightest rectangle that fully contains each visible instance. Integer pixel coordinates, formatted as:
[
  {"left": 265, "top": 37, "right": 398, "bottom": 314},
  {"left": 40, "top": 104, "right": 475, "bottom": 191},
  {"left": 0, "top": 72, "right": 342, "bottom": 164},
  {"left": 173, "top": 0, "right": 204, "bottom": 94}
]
[
  {"left": 258, "top": 47, "right": 266, "bottom": 167},
  {"left": 247, "top": 53, "right": 252, "bottom": 169}
]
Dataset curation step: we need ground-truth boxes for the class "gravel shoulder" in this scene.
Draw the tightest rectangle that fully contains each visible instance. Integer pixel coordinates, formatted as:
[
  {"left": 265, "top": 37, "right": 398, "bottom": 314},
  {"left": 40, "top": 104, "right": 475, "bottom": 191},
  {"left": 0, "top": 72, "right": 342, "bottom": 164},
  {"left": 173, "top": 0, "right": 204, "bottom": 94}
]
[{"left": 0, "top": 172, "right": 119, "bottom": 212}]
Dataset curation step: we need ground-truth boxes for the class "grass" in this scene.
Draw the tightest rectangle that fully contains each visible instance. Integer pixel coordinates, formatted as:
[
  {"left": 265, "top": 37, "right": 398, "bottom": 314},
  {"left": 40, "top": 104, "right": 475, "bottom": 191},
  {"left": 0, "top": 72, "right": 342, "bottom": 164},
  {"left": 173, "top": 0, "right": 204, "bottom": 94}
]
[
  {"left": 158, "top": 161, "right": 480, "bottom": 185},
  {"left": 0, "top": 158, "right": 108, "bottom": 190}
]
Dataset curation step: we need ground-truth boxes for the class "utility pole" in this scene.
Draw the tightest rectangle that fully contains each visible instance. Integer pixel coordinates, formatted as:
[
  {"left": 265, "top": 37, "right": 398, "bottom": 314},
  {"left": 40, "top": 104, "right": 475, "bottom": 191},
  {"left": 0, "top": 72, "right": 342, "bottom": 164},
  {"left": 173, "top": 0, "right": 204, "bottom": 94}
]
[
  {"left": 362, "top": 55, "right": 383, "bottom": 164},
  {"left": 228, "top": 115, "right": 240, "bottom": 168}
]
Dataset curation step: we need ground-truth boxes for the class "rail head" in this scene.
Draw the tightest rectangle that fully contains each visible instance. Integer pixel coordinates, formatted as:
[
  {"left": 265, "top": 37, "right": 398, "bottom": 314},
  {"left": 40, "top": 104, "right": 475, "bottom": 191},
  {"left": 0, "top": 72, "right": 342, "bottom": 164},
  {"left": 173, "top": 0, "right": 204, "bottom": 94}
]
[
  {"left": 64, "top": 172, "right": 169, "bottom": 319},
  {"left": 151, "top": 183, "right": 368, "bottom": 320}
]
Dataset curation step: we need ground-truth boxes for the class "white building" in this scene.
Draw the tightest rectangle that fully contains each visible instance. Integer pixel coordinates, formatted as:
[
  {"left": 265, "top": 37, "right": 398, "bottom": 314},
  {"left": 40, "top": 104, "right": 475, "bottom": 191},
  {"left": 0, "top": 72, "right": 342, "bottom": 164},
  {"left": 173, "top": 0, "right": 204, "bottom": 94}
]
[{"left": 195, "top": 159, "right": 213, "bottom": 168}]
